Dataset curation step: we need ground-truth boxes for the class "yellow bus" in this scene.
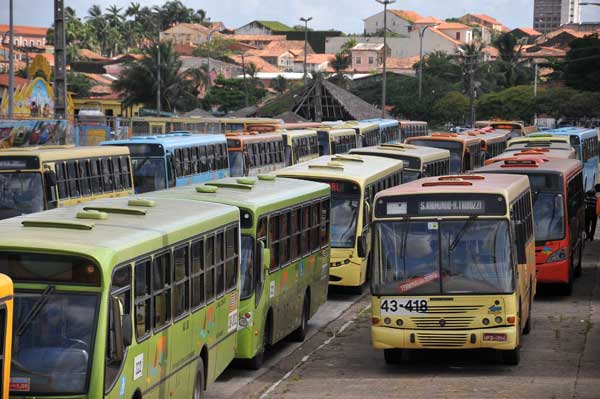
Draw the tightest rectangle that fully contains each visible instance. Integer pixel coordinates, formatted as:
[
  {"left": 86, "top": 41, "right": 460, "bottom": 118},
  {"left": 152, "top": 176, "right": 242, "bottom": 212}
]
[
  {"left": 0, "top": 274, "right": 12, "bottom": 399},
  {"left": 281, "top": 130, "right": 320, "bottom": 166},
  {"left": 485, "top": 147, "right": 577, "bottom": 165},
  {"left": 371, "top": 174, "right": 536, "bottom": 365},
  {"left": 350, "top": 144, "right": 450, "bottom": 183},
  {"left": 275, "top": 154, "right": 404, "bottom": 293},
  {"left": 405, "top": 133, "right": 484, "bottom": 174},
  {"left": 128, "top": 117, "right": 283, "bottom": 136},
  {"left": 476, "top": 121, "right": 538, "bottom": 137},
  {"left": 340, "top": 122, "right": 380, "bottom": 147},
  {"left": 0, "top": 146, "right": 134, "bottom": 219},
  {"left": 507, "top": 134, "right": 570, "bottom": 148},
  {"left": 466, "top": 129, "right": 511, "bottom": 160}
]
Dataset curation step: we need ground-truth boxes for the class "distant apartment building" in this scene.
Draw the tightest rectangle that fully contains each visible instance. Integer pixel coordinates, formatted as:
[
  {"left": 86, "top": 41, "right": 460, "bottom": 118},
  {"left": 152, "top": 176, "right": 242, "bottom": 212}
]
[
  {"left": 533, "top": 0, "right": 581, "bottom": 34},
  {"left": 0, "top": 25, "right": 48, "bottom": 48}
]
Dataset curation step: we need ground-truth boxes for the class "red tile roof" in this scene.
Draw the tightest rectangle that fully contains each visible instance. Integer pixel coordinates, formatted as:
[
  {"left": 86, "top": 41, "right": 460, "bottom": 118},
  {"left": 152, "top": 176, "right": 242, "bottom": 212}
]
[
  {"left": 436, "top": 22, "right": 471, "bottom": 30},
  {"left": 229, "top": 55, "right": 280, "bottom": 73},
  {"left": 515, "top": 27, "right": 542, "bottom": 36},
  {"left": 295, "top": 53, "right": 336, "bottom": 64},
  {"left": 0, "top": 25, "right": 48, "bottom": 37},
  {"left": 247, "top": 40, "right": 313, "bottom": 57},
  {"left": 415, "top": 17, "right": 443, "bottom": 25},
  {"left": 385, "top": 56, "right": 420, "bottom": 69},
  {"left": 78, "top": 48, "right": 109, "bottom": 61},
  {"left": 227, "top": 34, "right": 286, "bottom": 42},
  {"left": 470, "top": 14, "right": 504, "bottom": 26},
  {"left": 173, "top": 43, "right": 197, "bottom": 56},
  {"left": 0, "top": 74, "right": 29, "bottom": 87},
  {"left": 389, "top": 10, "right": 423, "bottom": 23}
]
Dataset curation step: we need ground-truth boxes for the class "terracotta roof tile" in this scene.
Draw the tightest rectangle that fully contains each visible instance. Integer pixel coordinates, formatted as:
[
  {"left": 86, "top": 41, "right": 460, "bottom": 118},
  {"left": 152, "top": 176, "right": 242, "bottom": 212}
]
[
  {"left": 0, "top": 74, "right": 29, "bottom": 87},
  {"left": 78, "top": 48, "right": 108, "bottom": 61},
  {"left": 415, "top": 17, "right": 443, "bottom": 25},
  {"left": 388, "top": 10, "right": 423, "bottom": 23},
  {"left": 385, "top": 56, "right": 420, "bottom": 69},
  {"left": 515, "top": 27, "right": 542, "bottom": 36},
  {"left": 226, "top": 34, "right": 286, "bottom": 42},
  {"left": 229, "top": 55, "right": 280, "bottom": 73},
  {"left": 294, "top": 53, "right": 336, "bottom": 64},
  {"left": 0, "top": 25, "right": 48, "bottom": 37},
  {"left": 436, "top": 22, "right": 471, "bottom": 30},
  {"left": 247, "top": 40, "right": 313, "bottom": 57}
]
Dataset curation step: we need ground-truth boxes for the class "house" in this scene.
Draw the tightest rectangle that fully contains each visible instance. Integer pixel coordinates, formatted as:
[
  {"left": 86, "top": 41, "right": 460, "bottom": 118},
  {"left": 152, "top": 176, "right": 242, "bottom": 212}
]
[
  {"left": 235, "top": 21, "right": 293, "bottom": 36},
  {"left": 228, "top": 55, "right": 281, "bottom": 73},
  {"left": 349, "top": 43, "right": 391, "bottom": 72},
  {"left": 535, "top": 28, "right": 589, "bottom": 49},
  {"left": 160, "top": 23, "right": 215, "bottom": 46},
  {"left": 459, "top": 14, "right": 509, "bottom": 33},
  {"left": 292, "top": 53, "right": 336, "bottom": 73},
  {"left": 510, "top": 27, "right": 543, "bottom": 44},
  {"left": 385, "top": 56, "right": 420, "bottom": 75},
  {"left": 435, "top": 22, "right": 473, "bottom": 44},
  {"left": 364, "top": 10, "right": 423, "bottom": 35},
  {"left": 522, "top": 45, "right": 567, "bottom": 64},
  {"left": 226, "top": 34, "right": 286, "bottom": 49},
  {"left": 0, "top": 25, "right": 48, "bottom": 49},
  {"left": 248, "top": 40, "right": 314, "bottom": 71}
]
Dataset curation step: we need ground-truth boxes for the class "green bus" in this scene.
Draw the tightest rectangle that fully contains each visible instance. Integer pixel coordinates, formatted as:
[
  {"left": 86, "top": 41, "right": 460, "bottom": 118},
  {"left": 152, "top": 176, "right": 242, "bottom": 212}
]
[
  {"left": 144, "top": 175, "right": 331, "bottom": 369},
  {"left": 0, "top": 196, "right": 240, "bottom": 399}
]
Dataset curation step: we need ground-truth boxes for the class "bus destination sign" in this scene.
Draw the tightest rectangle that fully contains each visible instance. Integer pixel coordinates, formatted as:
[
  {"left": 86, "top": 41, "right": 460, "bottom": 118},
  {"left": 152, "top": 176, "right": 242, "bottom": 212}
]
[
  {"left": 0, "top": 156, "right": 40, "bottom": 171},
  {"left": 419, "top": 200, "right": 484, "bottom": 215},
  {"left": 377, "top": 194, "right": 506, "bottom": 218}
]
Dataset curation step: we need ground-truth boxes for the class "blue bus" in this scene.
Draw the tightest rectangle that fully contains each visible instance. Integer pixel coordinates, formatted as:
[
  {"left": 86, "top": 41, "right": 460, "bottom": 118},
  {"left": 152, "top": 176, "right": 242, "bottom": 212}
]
[
  {"left": 362, "top": 119, "right": 401, "bottom": 144},
  {"left": 545, "top": 127, "right": 599, "bottom": 191},
  {"left": 101, "top": 132, "right": 229, "bottom": 193}
]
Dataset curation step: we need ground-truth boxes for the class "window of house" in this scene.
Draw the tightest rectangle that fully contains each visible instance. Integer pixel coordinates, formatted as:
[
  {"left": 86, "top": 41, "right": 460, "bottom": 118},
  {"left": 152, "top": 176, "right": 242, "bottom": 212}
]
[
  {"left": 456, "top": 32, "right": 461, "bottom": 40},
  {"left": 356, "top": 57, "right": 362, "bottom": 65},
  {"left": 368, "top": 56, "right": 374, "bottom": 65}
]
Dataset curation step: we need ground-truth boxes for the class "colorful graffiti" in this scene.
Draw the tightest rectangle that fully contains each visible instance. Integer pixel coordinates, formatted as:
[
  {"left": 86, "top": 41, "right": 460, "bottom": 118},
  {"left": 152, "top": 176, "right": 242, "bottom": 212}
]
[
  {"left": 0, "top": 119, "right": 71, "bottom": 148},
  {"left": 1, "top": 77, "right": 74, "bottom": 118}
]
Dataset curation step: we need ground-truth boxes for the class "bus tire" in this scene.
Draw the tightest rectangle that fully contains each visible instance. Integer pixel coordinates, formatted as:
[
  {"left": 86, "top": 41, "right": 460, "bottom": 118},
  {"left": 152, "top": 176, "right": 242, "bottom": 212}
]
[
  {"left": 384, "top": 349, "right": 403, "bottom": 364},
  {"left": 523, "top": 296, "right": 532, "bottom": 335},
  {"left": 574, "top": 236, "right": 583, "bottom": 278},
  {"left": 563, "top": 262, "right": 574, "bottom": 296},
  {"left": 291, "top": 294, "right": 310, "bottom": 342},
  {"left": 193, "top": 360, "right": 205, "bottom": 399},
  {"left": 348, "top": 284, "right": 363, "bottom": 295},
  {"left": 501, "top": 346, "right": 520, "bottom": 365},
  {"left": 248, "top": 311, "right": 272, "bottom": 370}
]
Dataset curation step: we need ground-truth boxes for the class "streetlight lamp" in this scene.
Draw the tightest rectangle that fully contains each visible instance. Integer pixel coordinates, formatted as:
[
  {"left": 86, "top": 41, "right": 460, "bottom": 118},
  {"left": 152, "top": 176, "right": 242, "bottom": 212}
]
[
  {"left": 300, "top": 17, "right": 313, "bottom": 87},
  {"left": 206, "top": 28, "right": 219, "bottom": 89},
  {"left": 375, "top": 0, "right": 395, "bottom": 119},
  {"left": 418, "top": 23, "right": 438, "bottom": 100}
]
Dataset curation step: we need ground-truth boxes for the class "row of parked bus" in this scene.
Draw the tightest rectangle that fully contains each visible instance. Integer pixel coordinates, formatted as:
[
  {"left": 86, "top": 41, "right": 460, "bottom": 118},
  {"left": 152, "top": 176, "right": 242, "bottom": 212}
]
[{"left": 0, "top": 120, "right": 596, "bottom": 397}]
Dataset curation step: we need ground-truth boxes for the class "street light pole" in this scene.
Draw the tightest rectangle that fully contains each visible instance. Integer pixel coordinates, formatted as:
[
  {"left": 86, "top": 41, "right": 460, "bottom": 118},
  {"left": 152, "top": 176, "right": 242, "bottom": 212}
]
[
  {"left": 418, "top": 25, "right": 435, "bottom": 100},
  {"left": 156, "top": 10, "right": 161, "bottom": 114},
  {"left": 376, "top": 0, "right": 395, "bottom": 119},
  {"left": 300, "top": 17, "right": 312, "bottom": 87},
  {"left": 8, "top": 0, "right": 14, "bottom": 118}
]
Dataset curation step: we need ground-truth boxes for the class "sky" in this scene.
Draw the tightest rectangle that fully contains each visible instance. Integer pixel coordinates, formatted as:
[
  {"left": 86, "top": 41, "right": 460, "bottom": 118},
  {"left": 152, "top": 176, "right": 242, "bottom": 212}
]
[{"left": 2, "top": 0, "right": 600, "bottom": 33}]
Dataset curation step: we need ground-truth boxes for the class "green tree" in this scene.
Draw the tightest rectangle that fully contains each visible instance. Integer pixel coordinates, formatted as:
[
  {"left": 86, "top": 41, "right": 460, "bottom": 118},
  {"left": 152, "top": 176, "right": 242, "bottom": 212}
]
[
  {"left": 561, "top": 34, "right": 600, "bottom": 92},
  {"left": 457, "top": 41, "right": 486, "bottom": 125},
  {"left": 67, "top": 72, "right": 92, "bottom": 97},
  {"left": 535, "top": 87, "right": 579, "bottom": 118},
  {"left": 113, "top": 41, "right": 201, "bottom": 112},
  {"left": 272, "top": 75, "right": 288, "bottom": 93},
  {"left": 476, "top": 85, "right": 536, "bottom": 122},
  {"left": 432, "top": 92, "right": 469, "bottom": 125},
  {"left": 204, "top": 76, "right": 266, "bottom": 113},
  {"left": 192, "top": 36, "right": 235, "bottom": 60},
  {"left": 492, "top": 32, "right": 534, "bottom": 88}
]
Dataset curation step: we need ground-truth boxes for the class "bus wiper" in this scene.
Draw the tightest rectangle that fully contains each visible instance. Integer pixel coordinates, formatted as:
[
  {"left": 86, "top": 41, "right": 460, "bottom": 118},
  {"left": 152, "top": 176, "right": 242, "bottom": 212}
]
[
  {"left": 16, "top": 285, "right": 56, "bottom": 337},
  {"left": 449, "top": 219, "right": 476, "bottom": 252}
]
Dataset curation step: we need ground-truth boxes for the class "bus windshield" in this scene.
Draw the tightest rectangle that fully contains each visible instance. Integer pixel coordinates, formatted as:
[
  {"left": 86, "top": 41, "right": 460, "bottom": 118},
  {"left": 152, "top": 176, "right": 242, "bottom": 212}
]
[
  {"left": 228, "top": 151, "right": 245, "bottom": 177},
  {"left": 373, "top": 220, "right": 514, "bottom": 295},
  {"left": 331, "top": 192, "right": 360, "bottom": 248},
  {"left": 131, "top": 157, "right": 166, "bottom": 193},
  {"left": 240, "top": 235, "right": 254, "bottom": 299},
  {"left": 403, "top": 169, "right": 421, "bottom": 183},
  {"left": 0, "top": 172, "right": 44, "bottom": 219},
  {"left": 410, "top": 140, "right": 463, "bottom": 174},
  {"left": 532, "top": 192, "right": 565, "bottom": 243}
]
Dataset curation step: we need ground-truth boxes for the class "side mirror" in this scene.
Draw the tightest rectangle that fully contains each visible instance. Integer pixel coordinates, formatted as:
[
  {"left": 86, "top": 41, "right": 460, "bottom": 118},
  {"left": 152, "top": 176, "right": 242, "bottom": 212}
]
[
  {"left": 595, "top": 183, "right": 600, "bottom": 193},
  {"left": 44, "top": 170, "right": 57, "bottom": 186},
  {"left": 262, "top": 244, "right": 271, "bottom": 273},
  {"left": 121, "top": 315, "right": 133, "bottom": 347},
  {"left": 357, "top": 235, "right": 367, "bottom": 258},
  {"left": 111, "top": 296, "right": 125, "bottom": 362},
  {"left": 257, "top": 240, "right": 266, "bottom": 283}
]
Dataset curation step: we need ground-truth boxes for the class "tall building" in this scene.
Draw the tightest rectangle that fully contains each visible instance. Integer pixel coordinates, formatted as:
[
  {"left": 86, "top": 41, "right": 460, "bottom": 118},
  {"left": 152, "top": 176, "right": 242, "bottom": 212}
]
[{"left": 534, "top": 0, "right": 581, "bottom": 34}]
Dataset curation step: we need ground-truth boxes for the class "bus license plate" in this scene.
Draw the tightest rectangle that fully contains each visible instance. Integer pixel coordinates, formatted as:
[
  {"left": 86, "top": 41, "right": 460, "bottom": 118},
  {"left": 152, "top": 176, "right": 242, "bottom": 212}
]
[{"left": 380, "top": 298, "right": 429, "bottom": 316}]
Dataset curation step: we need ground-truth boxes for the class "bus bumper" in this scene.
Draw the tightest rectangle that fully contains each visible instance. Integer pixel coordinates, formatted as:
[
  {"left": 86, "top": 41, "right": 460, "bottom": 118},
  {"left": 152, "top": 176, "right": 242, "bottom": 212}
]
[
  {"left": 328, "top": 261, "right": 364, "bottom": 287},
  {"left": 536, "top": 259, "right": 570, "bottom": 283},
  {"left": 372, "top": 326, "right": 519, "bottom": 351}
]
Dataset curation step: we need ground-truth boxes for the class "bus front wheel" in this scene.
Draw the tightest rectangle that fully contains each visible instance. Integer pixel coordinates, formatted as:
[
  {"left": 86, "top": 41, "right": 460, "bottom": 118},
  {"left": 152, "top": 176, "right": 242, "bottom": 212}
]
[
  {"left": 193, "top": 361, "right": 205, "bottom": 399},
  {"left": 291, "top": 294, "right": 310, "bottom": 342},
  {"left": 384, "top": 349, "right": 404, "bottom": 364},
  {"left": 501, "top": 346, "right": 520, "bottom": 365}
]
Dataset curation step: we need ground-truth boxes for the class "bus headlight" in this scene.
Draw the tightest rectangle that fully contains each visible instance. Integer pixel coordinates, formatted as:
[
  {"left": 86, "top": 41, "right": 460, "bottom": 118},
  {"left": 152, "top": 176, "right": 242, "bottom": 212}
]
[{"left": 547, "top": 248, "right": 568, "bottom": 263}]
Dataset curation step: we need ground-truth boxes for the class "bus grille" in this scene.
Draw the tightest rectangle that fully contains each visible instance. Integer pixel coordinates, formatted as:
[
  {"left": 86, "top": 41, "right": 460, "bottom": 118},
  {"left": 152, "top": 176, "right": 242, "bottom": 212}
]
[
  {"left": 417, "top": 333, "right": 468, "bottom": 347},
  {"left": 411, "top": 316, "right": 475, "bottom": 329},
  {"left": 425, "top": 305, "right": 485, "bottom": 314}
]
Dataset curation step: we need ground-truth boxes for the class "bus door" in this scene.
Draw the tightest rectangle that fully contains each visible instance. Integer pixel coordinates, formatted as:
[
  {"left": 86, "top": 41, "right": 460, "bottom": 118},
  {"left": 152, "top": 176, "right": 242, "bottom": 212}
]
[{"left": 567, "top": 172, "right": 585, "bottom": 265}]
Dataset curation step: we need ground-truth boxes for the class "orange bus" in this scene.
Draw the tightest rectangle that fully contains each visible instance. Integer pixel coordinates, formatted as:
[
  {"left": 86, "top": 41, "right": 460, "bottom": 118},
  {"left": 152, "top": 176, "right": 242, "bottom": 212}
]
[
  {"left": 477, "top": 158, "right": 585, "bottom": 294},
  {"left": 405, "top": 133, "right": 484, "bottom": 174},
  {"left": 226, "top": 133, "right": 285, "bottom": 176},
  {"left": 485, "top": 148, "right": 577, "bottom": 166},
  {"left": 464, "top": 129, "right": 511, "bottom": 160}
]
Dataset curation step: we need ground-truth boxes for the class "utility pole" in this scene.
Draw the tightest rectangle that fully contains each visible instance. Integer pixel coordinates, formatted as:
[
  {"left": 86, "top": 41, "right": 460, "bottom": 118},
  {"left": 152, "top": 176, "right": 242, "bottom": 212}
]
[
  {"left": 8, "top": 0, "right": 14, "bottom": 118},
  {"left": 300, "top": 17, "right": 312, "bottom": 87},
  {"left": 241, "top": 53, "right": 249, "bottom": 108},
  {"left": 156, "top": 10, "right": 161, "bottom": 114},
  {"left": 54, "top": 0, "right": 67, "bottom": 119},
  {"left": 376, "top": 0, "right": 395, "bottom": 119},
  {"left": 533, "top": 63, "right": 539, "bottom": 97}
]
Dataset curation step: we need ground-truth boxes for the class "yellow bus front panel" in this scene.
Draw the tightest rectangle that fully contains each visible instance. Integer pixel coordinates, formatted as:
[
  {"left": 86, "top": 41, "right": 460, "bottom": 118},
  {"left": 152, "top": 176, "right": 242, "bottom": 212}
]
[{"left": 329, "top": 249, "right": 366, "bottom": 287}]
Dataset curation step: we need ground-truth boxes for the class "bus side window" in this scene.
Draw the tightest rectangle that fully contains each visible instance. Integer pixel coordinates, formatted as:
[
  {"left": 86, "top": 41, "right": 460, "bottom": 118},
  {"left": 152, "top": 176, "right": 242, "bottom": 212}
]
[
  {"left": 225, "top": 226, "right": 239, "bottom": 290},
  {"left": 191, "top": 147, "right": 199, "bottom": 174},
  {"left": 175, "top": 148, "right": 183, "bottom": 177},
  {"left": 221, "top": 144, "right": 229, "bottom": 169},
  {"left": 78, "top": 160, "right": 91, "bottom": 196},
  {"left": 101, "top": 158, "right": 114, "bottom": 192},
  {"left": 120, "top": 156, "right": 132, "bottom": 189},
  {"left": 269, "top": 215, "right": 280, "bottom": 271},
  {"left": 207, "top": 145, "right": 215, "bottom": 171},
  {"left": 311, "top": 202, "right": 320, "bottom": 251},
  {"left": 173, "top": 245, "right": 190, "bottom": 320},
  {"left": 91, "top": 159, "right": 102, "bottom": 194},
  {"left": 280, "top": 212, "right": 290, "bottom": 266},
  {"left": 205, "top": 236, "right": 216, "bottom": 302},
  {"left": 55, "top": 161, "right": 69, "bottom": 199},
  {"left": 215, "top": 232, "right": 225, "bottom": 296},
  {"left": 191, "top": 239, "right": 205, "bottom": 310},
  {"left": 66, "top": 161, "right": 80, "bottom": 198},
  {"left": 291, "top": 208, "right": 301, "bottom": 260},
  {"left": 105, "top": 264, "right": 132, "bottom": 391},
  {"left": 214, "top": 144, "right": 222, "bottom": 170},
  {"left": 134, "top": 259, "right": 151, "bottom": 339},
  {"left": 199, "top": 146, "right": 207, "bottom": 173},
  {"left": 182, "top": 148, "right": 190, "bottom": 176},
  {"left": 321, "top": 199, "right": 330, "bottom": 247},
  {"left": 301, "top": 206, "right": 310, "bottom": 256},
  {"left": 112, "top": 157, "right": 123, "bottom": 190},
  {"left": 152, "top": 252, "right": 172, "bottom": 330}
]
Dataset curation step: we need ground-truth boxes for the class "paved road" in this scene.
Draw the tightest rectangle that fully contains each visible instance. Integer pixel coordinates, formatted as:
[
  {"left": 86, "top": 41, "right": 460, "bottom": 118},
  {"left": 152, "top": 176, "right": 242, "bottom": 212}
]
[{"left": 208, "top": 241, "right": 600, "bottom": 399}]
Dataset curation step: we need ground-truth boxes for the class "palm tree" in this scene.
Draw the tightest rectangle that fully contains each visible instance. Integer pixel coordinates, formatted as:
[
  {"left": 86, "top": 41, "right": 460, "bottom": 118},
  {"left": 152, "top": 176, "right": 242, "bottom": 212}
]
[
  {"left": 105, "top": 5, "right": 124, "bottom": 29},
  {"left": 341, "top": 38, "right": 358, "bottom": 55},
  {"left": 492, "top": 32, "right": 533, "bottom": 88},
  {"left": 125, "top": 2, "right": 141, "bottom": 18}
]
